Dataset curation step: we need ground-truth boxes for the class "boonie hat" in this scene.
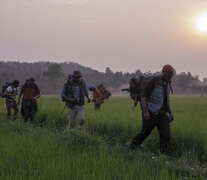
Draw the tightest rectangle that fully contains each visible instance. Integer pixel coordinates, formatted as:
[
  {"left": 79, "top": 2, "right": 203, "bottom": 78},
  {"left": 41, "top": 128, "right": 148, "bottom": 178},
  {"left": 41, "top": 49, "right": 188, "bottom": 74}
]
[{"left": 72, "top": 71, "right": 82, "bottom": 78}]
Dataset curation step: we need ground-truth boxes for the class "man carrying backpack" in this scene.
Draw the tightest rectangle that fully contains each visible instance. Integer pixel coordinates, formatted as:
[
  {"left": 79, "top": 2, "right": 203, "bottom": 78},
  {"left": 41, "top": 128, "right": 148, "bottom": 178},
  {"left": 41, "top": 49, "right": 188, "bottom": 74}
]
[
  {"left": 61, "top": 71, "right": 91, "bottom": 129},
  {"left": 88, "top": 85, "right": 105, "bottom": 110},
  {"left": 17, "top": 78, "right": 41, "bottom": 122},
  {"left": 97, "top": 84, "right": 111, "bottom": 99},
  {"left": 129, "top": 65, "right": 175, "bottom": 154},
  {"left": 3, "top": 80, "right": 19, "bottom": 120}
]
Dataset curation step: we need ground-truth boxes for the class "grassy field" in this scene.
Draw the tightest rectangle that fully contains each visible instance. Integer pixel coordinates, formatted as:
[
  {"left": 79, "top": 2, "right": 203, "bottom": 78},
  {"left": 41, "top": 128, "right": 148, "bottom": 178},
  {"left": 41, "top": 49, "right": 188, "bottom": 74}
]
[{"left": 0, "top": 95, "right": 207, "bottom": 179}]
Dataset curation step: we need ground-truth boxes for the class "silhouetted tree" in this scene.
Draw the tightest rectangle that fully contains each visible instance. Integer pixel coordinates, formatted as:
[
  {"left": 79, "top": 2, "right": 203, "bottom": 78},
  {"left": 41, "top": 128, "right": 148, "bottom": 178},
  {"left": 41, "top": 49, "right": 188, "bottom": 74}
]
[
  {"left": 0, "top": 61, "right": 207, "bottom": 94},
  {"left": 43, "top": 64, "right": 66, "bottom": 93}
]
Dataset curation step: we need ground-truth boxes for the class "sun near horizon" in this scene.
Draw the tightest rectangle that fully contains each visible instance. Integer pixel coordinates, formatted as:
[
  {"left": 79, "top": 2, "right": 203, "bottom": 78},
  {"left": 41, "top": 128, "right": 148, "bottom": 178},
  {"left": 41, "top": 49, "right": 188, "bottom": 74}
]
[{"left": 194, "top": 14, "right": 207, "bottom": 33}]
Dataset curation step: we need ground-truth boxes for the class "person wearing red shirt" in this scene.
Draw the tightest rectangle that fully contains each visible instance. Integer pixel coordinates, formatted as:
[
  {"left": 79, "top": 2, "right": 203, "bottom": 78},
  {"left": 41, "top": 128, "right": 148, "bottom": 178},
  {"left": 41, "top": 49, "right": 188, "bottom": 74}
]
[{"left": 17, "top": 78, "right": 41, "bottom": 122}]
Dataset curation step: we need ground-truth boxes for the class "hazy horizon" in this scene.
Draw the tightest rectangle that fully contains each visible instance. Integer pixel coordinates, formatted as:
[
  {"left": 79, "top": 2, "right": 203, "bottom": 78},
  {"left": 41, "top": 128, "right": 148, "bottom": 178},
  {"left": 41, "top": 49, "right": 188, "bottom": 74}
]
[{"left": 1, "top": 0, "right": 207, "bottom": 79}]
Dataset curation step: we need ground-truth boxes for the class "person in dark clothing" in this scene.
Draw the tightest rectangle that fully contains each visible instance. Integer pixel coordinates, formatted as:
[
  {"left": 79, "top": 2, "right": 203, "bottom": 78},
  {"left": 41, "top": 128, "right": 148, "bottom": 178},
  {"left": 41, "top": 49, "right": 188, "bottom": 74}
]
[
  {"left": 129, "top": 65, "right": 175, "bottom": 154},
  {"left": 17, "top": 78, "right": 41, "bottom": 122},
  {"left": 61, "top": 71, "right": 91, "bottom": 129}
]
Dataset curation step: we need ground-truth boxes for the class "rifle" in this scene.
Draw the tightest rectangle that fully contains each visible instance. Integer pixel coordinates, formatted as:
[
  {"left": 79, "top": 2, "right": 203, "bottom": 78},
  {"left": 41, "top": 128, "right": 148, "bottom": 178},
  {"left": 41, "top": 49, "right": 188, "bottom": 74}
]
[
  {"left": 121, "top": 88, "right": 138, "bottom": 109},
  {"left": 121, "top": 88, "right": 130, "bottom": 92}
]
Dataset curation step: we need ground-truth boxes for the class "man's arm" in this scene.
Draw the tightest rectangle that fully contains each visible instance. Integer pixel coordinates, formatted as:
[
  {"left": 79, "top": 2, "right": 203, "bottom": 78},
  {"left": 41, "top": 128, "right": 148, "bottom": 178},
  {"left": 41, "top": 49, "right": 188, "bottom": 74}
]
[
  {"left": 61, "top": 84, "right": 68, "bottom": 101},
  {"left": 166, "top": 101, "right": 174, "bottom": 122},
  {"left": 82, "top": 80, "right": 90, "bottom": 102},
  {"left": 140, "top": 97, "right": 150, "bottom": 120},
  {"left": 166, "top": 103, "right": 172, "bottom": 114},
  {"left": 32, "top": 85, "right": 41, "bottom": 100},
  {"left": 83, "top": 80, "right": 89, "bottom": 97}
]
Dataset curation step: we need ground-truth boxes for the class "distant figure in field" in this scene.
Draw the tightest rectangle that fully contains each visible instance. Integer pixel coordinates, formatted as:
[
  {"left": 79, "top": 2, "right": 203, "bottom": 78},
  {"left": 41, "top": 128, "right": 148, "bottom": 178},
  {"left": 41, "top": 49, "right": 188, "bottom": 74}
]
[
  {"left": 17, "top": 78, "right": 41, "bottom": 123},
  {"left": 61, "top": 71, "right": 91, "bottom": 129},
  {"left": 3, "top": 80, "right": 19, "bottom": 120},
  {"left": 129, "top": 65, "right": 175, "bottom": 154},
  {"left": 88, "top": 85, "right": 105, "bottom": 110},
  {"left": 68, "top": 74, "right": 72, "bottom": 82},
  {"left": 96, "top": 84, "right": 111, "bottom": 99},
  {"left": 88, "top": 84, "right": 111, "bottom": 110}
]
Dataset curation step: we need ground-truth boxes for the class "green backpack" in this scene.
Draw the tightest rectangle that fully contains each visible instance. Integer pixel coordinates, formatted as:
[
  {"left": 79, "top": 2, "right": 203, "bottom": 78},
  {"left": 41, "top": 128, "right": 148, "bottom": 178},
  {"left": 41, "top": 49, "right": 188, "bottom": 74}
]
[
  {"left": 122, "top": 75, "right": 173, "bottom": 107},
  {"left": 130, "top": 75, "right": 152, "bottom": 106},
  {"left": 122, "top": 75, "right": 155, "bottom": 107}
]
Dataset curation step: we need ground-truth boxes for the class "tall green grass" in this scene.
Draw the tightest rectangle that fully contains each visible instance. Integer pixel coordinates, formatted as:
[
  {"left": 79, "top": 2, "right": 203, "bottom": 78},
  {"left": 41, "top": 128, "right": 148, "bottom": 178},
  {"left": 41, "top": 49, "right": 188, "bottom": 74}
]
[{"left": 0, "top": 95, "right": 207, "bottom": 179}]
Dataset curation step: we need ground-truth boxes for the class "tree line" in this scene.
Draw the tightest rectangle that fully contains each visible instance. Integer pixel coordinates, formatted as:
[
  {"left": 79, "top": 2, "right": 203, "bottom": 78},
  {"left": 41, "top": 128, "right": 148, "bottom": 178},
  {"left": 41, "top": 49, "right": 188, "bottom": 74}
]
[{"left": 0, "top": 61, "right": 206, "bottom": 95}]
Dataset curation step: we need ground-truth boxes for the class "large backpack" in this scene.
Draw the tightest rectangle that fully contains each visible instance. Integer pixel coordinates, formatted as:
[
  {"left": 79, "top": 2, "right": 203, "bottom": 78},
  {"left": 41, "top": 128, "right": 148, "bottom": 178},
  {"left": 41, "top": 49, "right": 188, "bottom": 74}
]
[
  {"left": 129, "top": 75, "right": 152, "bottom": 102},
  {"left": 123, "top": 75, "right": 173, "bottom": 107},
  {"left": 122, "top": 75, "right": 155, "bottom": 107},
  {"left": 0, "top": 82, "right": 12, "bottom": 98},
  {"left": 97, "top": 84, "right": 111, "bottom": 99}
]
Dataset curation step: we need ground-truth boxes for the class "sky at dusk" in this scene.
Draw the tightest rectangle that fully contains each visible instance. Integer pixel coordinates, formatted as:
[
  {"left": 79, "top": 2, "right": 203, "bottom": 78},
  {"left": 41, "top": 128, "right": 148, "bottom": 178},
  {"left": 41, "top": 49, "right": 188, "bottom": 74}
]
[{"left": 0, "top": 0, "right": 207, "bottom": 78}]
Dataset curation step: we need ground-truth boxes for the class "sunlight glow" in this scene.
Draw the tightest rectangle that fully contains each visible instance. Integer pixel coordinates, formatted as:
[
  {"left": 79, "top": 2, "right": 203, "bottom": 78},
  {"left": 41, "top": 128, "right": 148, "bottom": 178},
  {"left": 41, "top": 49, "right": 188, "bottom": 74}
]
[{"left": 195, "top": 14, "right": 207, "bottom": 33}]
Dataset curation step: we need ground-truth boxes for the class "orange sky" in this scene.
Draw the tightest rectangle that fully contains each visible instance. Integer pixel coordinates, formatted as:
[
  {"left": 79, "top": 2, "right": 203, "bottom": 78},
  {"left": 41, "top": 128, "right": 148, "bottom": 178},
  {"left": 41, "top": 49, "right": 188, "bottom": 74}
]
[{"left": 0, "top": 0, "right": 207, "bottom": 78}]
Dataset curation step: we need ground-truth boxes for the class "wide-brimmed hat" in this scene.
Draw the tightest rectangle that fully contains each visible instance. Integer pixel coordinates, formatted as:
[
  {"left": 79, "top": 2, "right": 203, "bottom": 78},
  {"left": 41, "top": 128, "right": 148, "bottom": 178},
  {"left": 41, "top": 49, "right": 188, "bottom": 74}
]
[{"left": 72, "top": 71, "right": 82, "bottom": 78}]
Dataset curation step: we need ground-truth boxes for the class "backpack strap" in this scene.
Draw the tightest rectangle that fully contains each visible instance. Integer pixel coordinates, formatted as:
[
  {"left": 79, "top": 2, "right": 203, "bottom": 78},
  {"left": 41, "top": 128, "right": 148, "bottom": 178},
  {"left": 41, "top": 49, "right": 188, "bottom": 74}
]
[
  {"left": 154, "top": 76, "right": 173, "bottom": 94},
  {"left": 169, "top": 82, "right": 173, "bottom": 94},
  {"left": 65, "top": 81, "right": 73, "bottom": 98}
]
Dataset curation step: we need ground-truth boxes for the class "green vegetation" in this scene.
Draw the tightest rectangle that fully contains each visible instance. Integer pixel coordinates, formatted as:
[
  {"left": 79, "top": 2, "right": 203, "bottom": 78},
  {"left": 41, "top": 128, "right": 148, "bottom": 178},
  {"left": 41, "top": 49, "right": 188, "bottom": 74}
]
[
  {"left": 0, "top": 96, "right": 207, "bottom": 179},
  {"left": 0, "top": 61, "right": 207, "bottom": 95}
]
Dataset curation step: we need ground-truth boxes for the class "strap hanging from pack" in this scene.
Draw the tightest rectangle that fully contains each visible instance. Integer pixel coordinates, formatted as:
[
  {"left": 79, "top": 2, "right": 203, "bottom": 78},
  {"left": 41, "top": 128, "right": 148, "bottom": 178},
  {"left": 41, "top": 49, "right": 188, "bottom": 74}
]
[{"left": 169, "top": 83, "right": 173, "bottom": 94}]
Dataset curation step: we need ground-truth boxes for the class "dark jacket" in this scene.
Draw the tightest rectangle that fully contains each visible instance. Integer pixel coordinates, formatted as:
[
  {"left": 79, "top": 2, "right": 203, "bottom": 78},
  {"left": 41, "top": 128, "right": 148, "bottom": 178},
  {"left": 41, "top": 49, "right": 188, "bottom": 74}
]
[{"left": 61, "top": 79, "right": 89, "bottom": 109}]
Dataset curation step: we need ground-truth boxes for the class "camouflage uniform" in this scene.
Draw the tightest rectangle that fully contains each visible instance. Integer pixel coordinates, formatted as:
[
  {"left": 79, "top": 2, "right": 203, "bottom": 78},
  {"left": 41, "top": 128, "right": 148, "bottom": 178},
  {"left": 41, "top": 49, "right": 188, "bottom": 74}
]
[
  {"left": 5, "top": 85, "right": 18, "bottom": 120},
  {"left": 6, "top": 99, "right": 18, "bottom": 120}
]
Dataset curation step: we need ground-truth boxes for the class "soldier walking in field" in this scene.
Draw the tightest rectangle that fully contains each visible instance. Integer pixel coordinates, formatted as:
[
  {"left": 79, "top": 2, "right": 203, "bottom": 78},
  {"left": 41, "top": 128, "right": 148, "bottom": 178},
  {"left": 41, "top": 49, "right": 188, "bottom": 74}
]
[
  {"left": 88, "top": 85, "right": 105, "bottom": 110},
  {"left": 17, "top": 77, "right": 41, "bottom": 123},
  {"left": 3, "top": 80, "right": 20, "bottom": 120},
  {"left": 129, "top": 65, "right": 175, "bottom": 154},
  {"left": 61, "top": 71, "right": 91, "bottom": 129}
]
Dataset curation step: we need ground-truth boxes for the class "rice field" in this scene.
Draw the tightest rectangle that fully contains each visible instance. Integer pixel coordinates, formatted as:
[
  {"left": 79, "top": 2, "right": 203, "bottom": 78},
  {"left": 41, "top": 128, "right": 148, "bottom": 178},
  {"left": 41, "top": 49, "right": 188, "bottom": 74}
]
[{"left": 0, "top": 95, "right": 207, "bottom": 179}]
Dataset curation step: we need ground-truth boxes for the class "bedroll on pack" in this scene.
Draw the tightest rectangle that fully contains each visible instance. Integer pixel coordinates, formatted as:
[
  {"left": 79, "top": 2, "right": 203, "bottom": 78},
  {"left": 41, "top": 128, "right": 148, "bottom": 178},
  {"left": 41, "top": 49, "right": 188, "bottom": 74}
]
[
  {"left": 122, "top": 75, "right": 152, "bottom": 107},
  {"left": 0, "top": 82, "right": 12, "bottom": 98},
  {"left": 97, "top": 84, "right": 111, "bottom": 99}
]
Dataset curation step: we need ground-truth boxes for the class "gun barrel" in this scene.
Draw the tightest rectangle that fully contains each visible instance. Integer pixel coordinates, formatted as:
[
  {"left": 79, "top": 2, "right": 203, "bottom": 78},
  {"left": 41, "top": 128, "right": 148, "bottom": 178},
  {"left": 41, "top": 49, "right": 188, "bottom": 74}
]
[{"left": 121, "top": 88, "right": 130, "bottom": 92}]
